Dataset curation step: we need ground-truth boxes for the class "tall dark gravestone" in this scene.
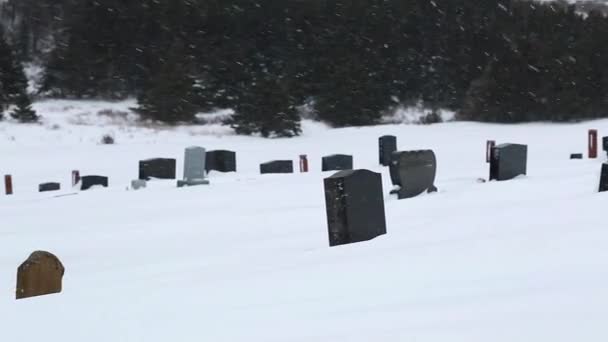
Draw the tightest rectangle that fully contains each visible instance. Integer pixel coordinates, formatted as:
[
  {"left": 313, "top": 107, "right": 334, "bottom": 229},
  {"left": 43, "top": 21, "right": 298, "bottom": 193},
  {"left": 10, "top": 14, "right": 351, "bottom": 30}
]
[
  {"left": 324, "top": 169, "right": 387, "bottom": 247},
  {"left": 138, "top": 158, "right": 176, "bottom": 180},
  {"left": 39, "top": 182, "right": 61, "bottom": 192},
  {"left": 379, "top": 135, "right": 397, "bottom": 166},
  {"left": 489, "top": 143, "right": 528, "bottom": 181},
  {"left": 206, "top": 150, "right": 237, "bottom": 173},
  {"left": 389, "top": 150, "right": 437, "bottom": 199},
  {"left": 80, "top": 175, "right": 109, "bottom": 190},
  {"left": 16, "top": 251, "right": 65, "bottom": 300},
  {"left": 322, "top": 154, "right": 353, "bottom": 172},
  {"left": 260, "top": 160, "right": 294, "bottom": 174},
  {"left": 599, "top": 163, "right": 608, "bottom": 192}
]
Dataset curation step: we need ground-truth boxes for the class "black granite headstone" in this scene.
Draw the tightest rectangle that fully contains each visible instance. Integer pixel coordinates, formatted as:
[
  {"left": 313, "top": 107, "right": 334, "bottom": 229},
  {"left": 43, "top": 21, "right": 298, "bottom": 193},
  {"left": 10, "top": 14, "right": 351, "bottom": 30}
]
[
  {"left": 599, "top": 163, "right": 608, "bottom": 192},
  {"left": 80, "top": 176, "right": 108, "bottom": 191},
  {"left": 260, "top": 160, "right": 293, "bottom": 174},
  {"left": 206, "top": 150, "right": 237, "bottom": 173},
  {"left": 489, "top": 143, "right": 528, "bottom": 181},
  {"left": 389, "top": 150, "right": 437, "bottom": 199},
  {"left": 322, "top": 154, "right": 353, "bottom": 172},
  {"left": 570, "top": 153, "right": 583, "bottom": 159},
  {"left": 138, "top": 158, "right": 176, "bottom": 180},
  {"left": 379, "top": 135, "right": 397, "bottom": 166},
  {"left": 603, "top": 137, "right": 608, "bottom": 154},
  {"left": 324, "top": 169, "right": 387, "bottom": 247},
  {"left": 39, "top": 182, "right": 61, "bottom": 192}
]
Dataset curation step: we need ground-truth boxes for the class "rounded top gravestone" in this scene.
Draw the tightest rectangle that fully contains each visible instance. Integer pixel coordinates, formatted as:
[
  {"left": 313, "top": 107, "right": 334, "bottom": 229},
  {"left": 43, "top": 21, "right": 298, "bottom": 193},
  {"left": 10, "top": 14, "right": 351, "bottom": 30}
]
[{"left": 16, "top": 251, "right": 65, "bottom": 300}]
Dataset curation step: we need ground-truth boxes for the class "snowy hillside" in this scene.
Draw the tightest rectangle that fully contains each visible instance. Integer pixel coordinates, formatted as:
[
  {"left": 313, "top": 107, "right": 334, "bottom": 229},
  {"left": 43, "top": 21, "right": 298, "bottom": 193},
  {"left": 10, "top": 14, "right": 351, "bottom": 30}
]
[{"left": 1, "top": 101, "right": 608, "bottom": 341}]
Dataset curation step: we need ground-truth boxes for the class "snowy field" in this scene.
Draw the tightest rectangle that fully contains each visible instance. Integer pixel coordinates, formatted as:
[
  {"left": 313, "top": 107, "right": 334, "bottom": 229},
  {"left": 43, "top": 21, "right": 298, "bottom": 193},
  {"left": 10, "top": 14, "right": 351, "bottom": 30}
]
[{"left": 1, "top": 100, "right": 608, "bottom": 341}]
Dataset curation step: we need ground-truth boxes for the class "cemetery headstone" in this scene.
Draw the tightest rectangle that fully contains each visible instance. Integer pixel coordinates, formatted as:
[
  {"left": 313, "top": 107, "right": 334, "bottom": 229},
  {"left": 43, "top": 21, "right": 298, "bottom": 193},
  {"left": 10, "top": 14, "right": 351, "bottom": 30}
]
[
  {"left": 589, "top": 129, "right": 598, "bottom": 159},
  {"left": 177, "top": 146, "right": 209, "bottom": 187},
  {"left": 299, "top": 155, "right": 309, "bottom": 173},
  {"left": 81, "top": 175, "right": 109, "bottom": 190},
  {"left": 570, "top": 153, "right": 583, "bottom": 159},
  {"left": 489, "top": 143, "right": 528, "bottom": 181},
  {"left": 205, "top": 150, "right": 237, "bottom": 173},
  {"left": 138, "top": 158, "right": 176, "bottom": 180},
  {"left": 486, "top": 140, "right": 496, "bottom": 163},
  {"left": 322, "top": 154, "right": 354, "bottom": 172},
  {"left": 379, "top": 135, "right": 397, "bottom": 166},
  {"left": 4, "top": 174, "right": 13, "bottom": 195},
  {"left": 16, "top": 251, "right": 65, "bottom": 300},
  {"left": 324, "top": 169, "right": 387, "bottom": 247},
  {"left": 599, "top": 163, "right": 608, "bottom": 192},
  {"left": 603, "top": 136, "right": 608, "bottom": 154},
  {"left": 260, "top": 160, "right": 294, "bottom": 174},
  {"left": 131, "top": 179, "right": 147, "bottom": 190},
  {"left": 71, "top": 170, "right": 80, "bottom": 186},
  {"left": 39, "top": 182, "right": 61, "bottom": 192},
  {"left": 389, "top": 150, "right": 437, "bottom": 199}
]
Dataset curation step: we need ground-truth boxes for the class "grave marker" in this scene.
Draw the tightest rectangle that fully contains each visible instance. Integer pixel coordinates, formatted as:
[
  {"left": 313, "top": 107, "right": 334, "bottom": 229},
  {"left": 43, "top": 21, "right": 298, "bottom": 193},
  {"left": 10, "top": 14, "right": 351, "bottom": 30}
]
[
  {"left": 486, "top": 140, "right": 496, "bottom": 163},
  {"left": 139, "top": 158, "right": 176, "bottom": 180},
  {"left": 299, "top": 155, "right": 309, "bottom": 173},
  {"left": 177, "top": 146, "right": 209, "bottom": 187},
  {"left": 322, "top": 154, "right": 353, "bottom": 172},
  {"left": 4, "top": 175, "right": 13, "bottom": 195},
  {"left": 81, "top": 175, "right": 109, "bottom": 190},
  {"left": 603, "top": 136, "right": 608, "bottom": 155},
  {"left": 260, "top": 160, "right": 294, "bottom": 174},
  {"left": 570, "top": 153, "right": 583, "bottom": 159},
  {"left": 324, "top": 169, "right": 387, "bottom": 247},
  {"left": 599, "top": 163, "right": 608, "bottom": 192},
  {"left": 71, "top": 170, "right": 80, "bottom": 186},
  {"left": 39, "top": 182, "right": 61, "bottom": 192},
  {"left": 205, "top": 150, "right": 237, "bottom": 173},
  {"left": 16, "top": 251, "right": 64, "bottom": 300},
  {"left": 131, "top": 179, "right": 147, "bottom": 190},
  {"left": 389, "top": 150, "right": 437, "bottom": 199},
  {"left": 379, "top": 135, "right": 397, "bottom": 166},
  {"left": 589, "top": 129, "right": 598, "bottom": 159},
  {"left": 489, "top": 143, "right": 528, "bottom": 181}
]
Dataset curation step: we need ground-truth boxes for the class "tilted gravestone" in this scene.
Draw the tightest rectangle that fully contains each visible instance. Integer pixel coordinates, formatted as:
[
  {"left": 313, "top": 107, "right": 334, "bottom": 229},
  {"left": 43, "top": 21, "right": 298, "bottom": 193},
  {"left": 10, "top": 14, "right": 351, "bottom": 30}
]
[
  {"left": 324, "top": 169, "right": 387, "bottom": 247},
  {"left": 178, "top": 146, "right": 209, "bottom": 187},
  {"left": 131, "top": 179, "right": 147, "bottom": 190},
  {"left": 389, "top": 150, "right": 438, "bottom": 199},
  {"left": 206, "top": 150, "right": 237, "bottom": 173},
  {"left": 138, "top": 158, "right": 176, "bottom": 180},
  {"left": 39, "top": 182, "right": 61, "bottom": 192},
  {"left": 16, "top": 251, "right": 65, "bottom": 300},
  {"left": 599, "top": 163, "right": 608, "bottom": 192},
  {"left": 260, "top": 160, "right": 294, "bottom": 174},
  {"left": 81, "top": 175, "right": 108, "bottom": 190},
  {"left": 570, "top": 153, "right": 583, "bottom": 160},
  {"left": 489, "top": 143, "right": 528, "bottom": 181},
  {"left": 322, "top": 154, "right": 353, "bottom": 172},
  {"left": 379, "top": 135, "right": 397, "bottom": 166}
]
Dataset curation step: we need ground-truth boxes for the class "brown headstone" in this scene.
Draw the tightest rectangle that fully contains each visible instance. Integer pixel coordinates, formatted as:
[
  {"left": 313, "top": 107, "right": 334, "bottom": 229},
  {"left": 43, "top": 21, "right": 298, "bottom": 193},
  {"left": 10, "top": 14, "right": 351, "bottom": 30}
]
[{"left": 16, "top": 251, "right": 65, "bottom": 300}]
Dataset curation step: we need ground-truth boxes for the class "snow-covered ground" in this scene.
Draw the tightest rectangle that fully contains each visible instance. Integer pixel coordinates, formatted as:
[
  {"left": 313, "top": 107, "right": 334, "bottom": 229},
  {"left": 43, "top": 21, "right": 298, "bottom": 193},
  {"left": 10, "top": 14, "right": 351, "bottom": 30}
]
[{"left": 1, "top": 100, "right": 608, "bottom": 341}]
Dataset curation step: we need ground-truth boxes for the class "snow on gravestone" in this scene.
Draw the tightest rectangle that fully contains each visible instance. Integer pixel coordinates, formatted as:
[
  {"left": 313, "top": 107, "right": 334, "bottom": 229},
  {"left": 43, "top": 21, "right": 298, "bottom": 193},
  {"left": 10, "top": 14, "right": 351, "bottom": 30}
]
[
  {"left": 322, "top": 154, "right": 353, "bottom": 172},
  {"left": 379, "top": 135, "right": 397, "bottom": 166},
  {"left": 389, "top": 150, "right": 437, "bottom": 199},
  {"left": 206, "top": 150, "right": 237, "bottom": 173},
  {"left": 324, "top": 169, "right": 387, "bottom": 247},
  {"left": 138, "top": 158, "right": 176, "bottom": 181},
  {"left": 489, "top": 143, "right": 528, "bottom": 181},
  {"left": 178, "top": 146, "right": 209, "bottom": 187},
  {"left": 260, "top": 160, "right": 294, "bottom": 174},
  {"left": 16, "top": 251, "right": 65, "bottom": 300}
]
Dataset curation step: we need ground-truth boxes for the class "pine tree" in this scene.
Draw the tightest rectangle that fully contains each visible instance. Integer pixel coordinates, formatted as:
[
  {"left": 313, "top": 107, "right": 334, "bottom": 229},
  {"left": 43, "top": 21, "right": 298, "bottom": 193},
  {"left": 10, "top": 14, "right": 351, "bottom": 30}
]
[
  {"left": 10, "top": 93, "right": 39, "bottom": 123},
  {"left": 0, "top": 25, "right": 30, "bottom": 114}
]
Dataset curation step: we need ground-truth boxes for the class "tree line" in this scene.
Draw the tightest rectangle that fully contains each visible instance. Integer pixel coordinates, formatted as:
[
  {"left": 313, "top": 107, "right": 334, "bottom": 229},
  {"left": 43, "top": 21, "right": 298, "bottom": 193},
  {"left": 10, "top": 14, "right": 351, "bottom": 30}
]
[{"left": 1, "top": 0, "right": 608, "bottom": 134}]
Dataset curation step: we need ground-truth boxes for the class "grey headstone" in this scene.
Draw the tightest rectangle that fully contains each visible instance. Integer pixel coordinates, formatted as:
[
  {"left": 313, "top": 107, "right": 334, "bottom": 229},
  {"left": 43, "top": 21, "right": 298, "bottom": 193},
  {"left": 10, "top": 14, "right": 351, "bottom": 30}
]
[
  {"left": 139, "top": 158, "right": 176, "bottom": 180},
  {"left": 389, "top": 150, "right": 437, "bottom": 199},
  {"left": 489, "top": 143, "right": 528, "bottom": 181},
  {"left": 379, "top": 135, "right": 397, "bottom": 166},
  {"left": 324, "top": 169, "right": 387, "bottom": 247},
  {"left": 599, "top": 163, "right": 608, "bottom": 192},
  {"left": 322, "top": 154, "right": 353, "bottom": 172},
  {"left": 39, "top": 182, "right": 61, "bottom": 192},
  {"left": 260, "top": 160, "right": 293, "bottom": 174},
  {"left": 206, "top": 150, "right": 237, "bottom": 173},
  {"left": 131, "top": 179, "right": 147, "bottom": 190},
  {"left": 80, "top": 176, "right": 108, "bottom": 191},
  {"left": 570, "top": 153, "right": 583, "bottom": 159},
  {"left": 178, "top": 146, "right": 209, "bottom": 187}
]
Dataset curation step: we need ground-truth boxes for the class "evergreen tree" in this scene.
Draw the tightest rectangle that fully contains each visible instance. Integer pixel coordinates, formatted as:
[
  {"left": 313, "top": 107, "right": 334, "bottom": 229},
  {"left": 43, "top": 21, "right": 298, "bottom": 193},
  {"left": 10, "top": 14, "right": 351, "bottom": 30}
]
[
  {"left": 0, "top": 25, "right": 29, "bottom": 112},
  {"left": 10, "top": 93, "right": 39, "bottom": 123}
]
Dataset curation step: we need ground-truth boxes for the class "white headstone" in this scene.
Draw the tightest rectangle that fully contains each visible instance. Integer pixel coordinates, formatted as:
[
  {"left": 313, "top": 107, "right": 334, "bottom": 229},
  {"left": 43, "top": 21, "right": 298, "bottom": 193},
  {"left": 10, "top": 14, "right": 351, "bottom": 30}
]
[{"left": 178, "top": 146, "right": 209, "bottom": 187}]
